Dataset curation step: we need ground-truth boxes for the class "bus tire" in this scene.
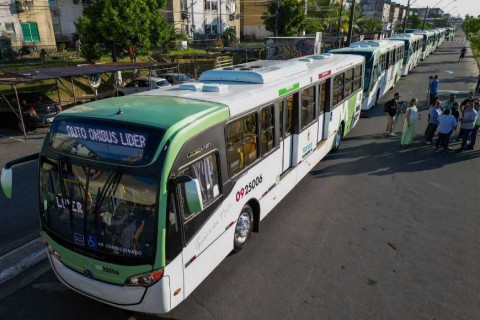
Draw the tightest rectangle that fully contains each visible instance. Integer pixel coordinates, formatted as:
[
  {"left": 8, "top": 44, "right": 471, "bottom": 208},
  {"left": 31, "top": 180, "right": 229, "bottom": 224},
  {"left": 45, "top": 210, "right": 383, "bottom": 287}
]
[
  {"left": 233, "top": 204, "right": 253, "bottom": 252},
  {"left": 331, "top": 122, "right": 343, "bottom": 152}
]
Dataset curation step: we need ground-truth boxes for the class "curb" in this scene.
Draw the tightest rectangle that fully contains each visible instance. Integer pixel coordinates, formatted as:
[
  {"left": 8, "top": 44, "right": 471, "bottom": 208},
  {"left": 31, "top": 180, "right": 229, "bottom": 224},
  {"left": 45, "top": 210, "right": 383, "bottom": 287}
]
[{"left": 0, "top": 238, "right": 47, "bottom": 285}]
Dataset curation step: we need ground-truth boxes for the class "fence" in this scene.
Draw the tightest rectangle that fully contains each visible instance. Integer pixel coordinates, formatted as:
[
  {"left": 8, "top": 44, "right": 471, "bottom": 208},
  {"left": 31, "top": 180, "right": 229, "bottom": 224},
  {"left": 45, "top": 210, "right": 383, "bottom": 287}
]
[{"left": 0, "top": 44, "right": 80, "bottom": 63}]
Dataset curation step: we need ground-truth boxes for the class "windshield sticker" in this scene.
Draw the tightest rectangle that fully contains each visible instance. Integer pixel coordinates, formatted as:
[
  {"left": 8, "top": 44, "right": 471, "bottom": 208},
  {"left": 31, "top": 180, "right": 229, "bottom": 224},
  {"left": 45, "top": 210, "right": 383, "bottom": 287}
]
[
  {"left": 74, "top": 233, "right": 85, "bottom": 246},
  {"left": 55, "top": 195, "right": 83, "bottom": 214},
  {"left": 96, "top": 241, "right": 143, "bottom": 256},
  {"left": 87, "top": 235, "right": 98, "bottom": 249}
]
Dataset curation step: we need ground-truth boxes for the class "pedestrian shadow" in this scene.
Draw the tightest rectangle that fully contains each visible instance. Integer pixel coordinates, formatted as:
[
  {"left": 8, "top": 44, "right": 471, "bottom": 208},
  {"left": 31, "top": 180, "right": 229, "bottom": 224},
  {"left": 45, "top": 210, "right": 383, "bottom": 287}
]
[{"left": 310, "top": 135, "right": 480, "bottom": 178}]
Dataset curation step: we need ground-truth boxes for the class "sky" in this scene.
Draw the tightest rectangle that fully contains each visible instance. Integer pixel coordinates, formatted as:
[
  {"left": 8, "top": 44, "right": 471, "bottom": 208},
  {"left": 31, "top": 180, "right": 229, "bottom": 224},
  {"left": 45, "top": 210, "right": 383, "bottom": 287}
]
[{"left": 395, "top": 0, "right": 479, "bottom": 18}]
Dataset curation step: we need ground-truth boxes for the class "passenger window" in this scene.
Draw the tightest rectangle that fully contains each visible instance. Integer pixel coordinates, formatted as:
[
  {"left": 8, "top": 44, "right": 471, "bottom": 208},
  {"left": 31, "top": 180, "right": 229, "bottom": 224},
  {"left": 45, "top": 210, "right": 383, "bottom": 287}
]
[
  {"left": 178, "top": 153, "right": 221, "bottom": 220},
  {"left": 260, "top": 105, "right": 274, "bottom": 155},
  {"left": 301, "top": 86, "right": 315, "bottom": 129},
  {"left": 165, "top": 191, "right": 182, "bottom": 261},
  {"left": 226, "top": 113, "right": 258, "bottom": 175},
  {"left": 333, "top": 73, "right": 344, "bottom": 106},
  {"left": 344, "top": 69, "right": 354, "bottom": 97},
  {"left": 284, "top": 96, "right": 294, "bottom": 137},
  {"left": 353, "top": 65, "right": 362, "bottom": 92}
]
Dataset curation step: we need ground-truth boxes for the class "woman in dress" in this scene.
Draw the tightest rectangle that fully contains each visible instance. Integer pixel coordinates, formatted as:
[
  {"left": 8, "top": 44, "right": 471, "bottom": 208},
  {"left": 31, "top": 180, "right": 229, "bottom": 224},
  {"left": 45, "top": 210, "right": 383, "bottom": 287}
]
[{"left": 401, "top": 98, "right": 420, "bottom": 147}]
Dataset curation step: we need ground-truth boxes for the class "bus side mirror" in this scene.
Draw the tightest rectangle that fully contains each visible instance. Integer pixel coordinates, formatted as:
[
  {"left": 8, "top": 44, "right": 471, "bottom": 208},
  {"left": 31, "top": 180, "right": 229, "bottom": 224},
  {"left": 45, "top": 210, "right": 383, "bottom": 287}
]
[
  {"left": 1, "top": 168, "right": 13, "bottom": 198},
  {"left": 176, "top": 175, "right": 204, "bottom": 213}
]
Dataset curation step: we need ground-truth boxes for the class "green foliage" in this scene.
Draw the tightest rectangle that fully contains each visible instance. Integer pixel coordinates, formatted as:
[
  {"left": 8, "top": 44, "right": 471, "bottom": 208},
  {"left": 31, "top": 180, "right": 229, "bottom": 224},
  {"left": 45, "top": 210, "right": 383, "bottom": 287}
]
[
  {"left": 463, "top": 16, "right": 480, "bottom": 36},
  {"left": 222, "top": 27, "right": 237, "bottom": 45},
  {"left": 406, "top": 14, "right": 422, "bottom": 29},
  {"left": 262, "top": 0, "right": 307, "bottom": 36},
  {"left": 75, "top": 0, "right": 174, "bottom": 62},
  {"left": 359, "top": 18, "right": 382, "bottom": 33}
]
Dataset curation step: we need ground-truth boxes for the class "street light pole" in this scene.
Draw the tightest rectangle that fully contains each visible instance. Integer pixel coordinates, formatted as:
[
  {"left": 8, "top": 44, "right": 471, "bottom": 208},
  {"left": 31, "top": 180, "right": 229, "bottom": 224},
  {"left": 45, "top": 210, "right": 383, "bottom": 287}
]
[
  {"left": 421, "top": 6, "right": 429, "bottom": 30},
  {"left": 402, "top": 0, "right": 411, "bottom": 33}
]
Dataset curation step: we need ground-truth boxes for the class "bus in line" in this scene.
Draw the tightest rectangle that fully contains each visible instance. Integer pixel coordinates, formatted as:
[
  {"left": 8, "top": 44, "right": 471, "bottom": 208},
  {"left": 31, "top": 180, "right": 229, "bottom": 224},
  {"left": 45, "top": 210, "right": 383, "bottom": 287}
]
[
  {"left": 388, "top": 33, "right": 424, "bottom": 76},
  {"left": 329, "top": 40, "right": 404, "bottom": 110},
  {"left": 414, "top": 30, "right": 435, "bottom": 60},
  {"left": 1, "top": 53, "right": 364, "bottom": 314}
]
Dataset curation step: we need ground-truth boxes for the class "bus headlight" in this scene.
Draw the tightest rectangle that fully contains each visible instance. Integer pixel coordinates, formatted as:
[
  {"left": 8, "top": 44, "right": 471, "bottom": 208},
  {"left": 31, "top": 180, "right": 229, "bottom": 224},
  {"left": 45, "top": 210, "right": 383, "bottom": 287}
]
[{"left": 125, "top": 269, "right": 164, "bottom": 287}]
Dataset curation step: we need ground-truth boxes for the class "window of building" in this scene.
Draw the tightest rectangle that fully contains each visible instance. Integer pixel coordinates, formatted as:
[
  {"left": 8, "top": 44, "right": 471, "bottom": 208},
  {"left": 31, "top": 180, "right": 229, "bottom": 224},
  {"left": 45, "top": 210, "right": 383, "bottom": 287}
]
[
  {"left": 301, "top": 86, "right": 316, "bottom": 129},
  {"left": 353, "top": 64, "right": 362, "bottom": 92},
  {"left": 204, "top": 24, "right": 216, "bottom": 36},
  {"left": 21, "top": 22, "right": 40, "bottom": 42},
  {"left": 333, "top": 73, "right": 345, "bottom": 106},
  {"left": 178, "top": 153, "right": 221, "bottom": 220},
  {"left": 260, "top": 105, "right": 274, "bottom": 156},
  {"left": 205, "top": 0, "right": 218, "bottom": 11},
  {"left": 226, "top": 113, "right": 258, "bottom": 175},
  {"left": 5, "top": 23, "right": 15, "bottom": 33}
]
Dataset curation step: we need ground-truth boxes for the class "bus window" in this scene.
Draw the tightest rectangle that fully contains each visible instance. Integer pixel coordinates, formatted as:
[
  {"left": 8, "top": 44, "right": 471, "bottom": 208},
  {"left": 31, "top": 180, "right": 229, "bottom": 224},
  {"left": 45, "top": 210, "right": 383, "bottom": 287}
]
[
  {"left": 226, "top": 113, "right": 258, "bottom": 175},
  {"left": 333, "top": 73, "right": 344, "bottom": 106},
  {"left": 353, "top": 65, "right": 362, "bottom": 92},
  {"left": 344, "top": 68, "right": 354, "bottom": 98},
  {"left": 301, "top": 86, "right": 316, "bottom": 129},
  {"left": 260, "top": 105, "right": 274, "bottom": 155},
  {"left": 178, "top": 153, "right": 221, "bottom": 220}
]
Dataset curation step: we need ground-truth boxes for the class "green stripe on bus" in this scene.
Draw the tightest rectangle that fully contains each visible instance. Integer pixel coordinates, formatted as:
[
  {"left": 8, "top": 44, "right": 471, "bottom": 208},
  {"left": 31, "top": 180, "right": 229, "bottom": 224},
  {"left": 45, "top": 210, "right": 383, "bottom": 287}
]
[{"left": 279, "top": 83, "right": 299, "bottom": 96}]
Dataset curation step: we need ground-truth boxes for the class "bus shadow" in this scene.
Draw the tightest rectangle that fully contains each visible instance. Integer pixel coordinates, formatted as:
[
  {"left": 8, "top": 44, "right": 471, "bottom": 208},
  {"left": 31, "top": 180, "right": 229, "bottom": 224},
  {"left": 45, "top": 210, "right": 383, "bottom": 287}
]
[{"left": 310, "top": 136, "right": 480, "bottom": 178}]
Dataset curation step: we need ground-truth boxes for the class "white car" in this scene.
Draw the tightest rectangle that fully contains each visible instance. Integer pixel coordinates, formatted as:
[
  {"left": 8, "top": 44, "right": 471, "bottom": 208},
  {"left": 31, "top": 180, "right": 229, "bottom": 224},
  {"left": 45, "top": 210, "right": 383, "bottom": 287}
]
[{"left": 116, "top": 77, "right": 170, "bottom": 96}]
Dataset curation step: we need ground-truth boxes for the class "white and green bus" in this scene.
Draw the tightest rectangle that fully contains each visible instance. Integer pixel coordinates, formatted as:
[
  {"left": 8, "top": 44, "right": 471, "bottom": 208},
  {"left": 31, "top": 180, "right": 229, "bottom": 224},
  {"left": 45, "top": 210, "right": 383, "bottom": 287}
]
[
  {"left": 414, "top": 30, "right": 435, "bottom": 60},
  {"left": 329, "top": 40, "right": 404, "bottom": 110},
  {"left": 388, "top": 33, "right": 424, "bottom": 76},
  {"left": 1, "top": 53, "right": 363, "bottom": 314}
]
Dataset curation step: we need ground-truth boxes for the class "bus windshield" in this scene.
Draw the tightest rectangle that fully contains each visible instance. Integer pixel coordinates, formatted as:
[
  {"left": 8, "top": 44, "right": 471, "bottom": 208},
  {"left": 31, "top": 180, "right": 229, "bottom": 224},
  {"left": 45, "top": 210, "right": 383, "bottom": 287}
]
[
  {"left": 353, "top": 52, "right": 374, "bottom": 92},
  {"left": 40, "top": 158, "right": 158, "bottom": 261}
]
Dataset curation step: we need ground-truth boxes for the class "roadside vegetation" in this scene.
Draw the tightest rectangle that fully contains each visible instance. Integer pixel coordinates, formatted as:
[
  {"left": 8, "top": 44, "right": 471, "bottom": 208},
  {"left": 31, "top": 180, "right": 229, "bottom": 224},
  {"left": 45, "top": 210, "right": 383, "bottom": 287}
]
[{"left": 463, "top": 15, "right": 480, "bottom": 65}]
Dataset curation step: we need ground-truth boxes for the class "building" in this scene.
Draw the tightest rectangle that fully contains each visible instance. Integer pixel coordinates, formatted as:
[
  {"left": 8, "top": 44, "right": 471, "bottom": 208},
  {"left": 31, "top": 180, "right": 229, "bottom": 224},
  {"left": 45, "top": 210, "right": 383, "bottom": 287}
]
[
  {"left": 360, "top": 0, "right": 391, "bottom": 24},
  {"left": 164, "top": 0, "right": 241, "bottom": 40},
  {"left": 49, "top": 0, "right": 84, "bottom": 43},
  {"left": 0, "top": 0, "right": 56, "bottom": 48},
  {"left": 410, "top": 7, "right": 444, "bottom": 19},
  {"left": 240, "top": 0, "right": 270, "bottom": 39}
]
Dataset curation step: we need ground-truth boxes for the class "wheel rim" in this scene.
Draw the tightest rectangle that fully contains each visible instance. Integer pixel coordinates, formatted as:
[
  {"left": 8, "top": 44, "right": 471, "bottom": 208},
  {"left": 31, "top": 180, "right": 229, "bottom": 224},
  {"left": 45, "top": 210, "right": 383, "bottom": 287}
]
[{"left": 234, "top": 210, "right": 252, "bottom": 247}]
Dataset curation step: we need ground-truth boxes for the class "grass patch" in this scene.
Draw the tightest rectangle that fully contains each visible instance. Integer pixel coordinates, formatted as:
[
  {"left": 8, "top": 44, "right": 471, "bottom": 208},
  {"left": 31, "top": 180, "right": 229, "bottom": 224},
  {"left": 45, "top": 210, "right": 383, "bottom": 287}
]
[{"left": 470, "top": 36, "right": 480, "bottom": 67}]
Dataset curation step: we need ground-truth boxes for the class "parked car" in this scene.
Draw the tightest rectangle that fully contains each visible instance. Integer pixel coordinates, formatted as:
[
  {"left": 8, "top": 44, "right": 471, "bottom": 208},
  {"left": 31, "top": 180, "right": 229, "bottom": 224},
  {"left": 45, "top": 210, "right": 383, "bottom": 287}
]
[
  {"left": 116, "top": 77, "right": 170, "bottom": 96},
  {"left": 152, "top": 72, "right": 192, "bottom": 85},
  {"left": 0, "top": 92, "right": 62, "bottom": 132}
]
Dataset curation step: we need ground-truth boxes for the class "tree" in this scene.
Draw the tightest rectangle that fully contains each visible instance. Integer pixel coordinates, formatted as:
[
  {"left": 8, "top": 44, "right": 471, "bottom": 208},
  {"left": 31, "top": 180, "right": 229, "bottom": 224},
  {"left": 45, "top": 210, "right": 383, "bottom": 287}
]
[
  {"left": 262, "top": 0, "right": 307, "bottom": 36},
  {"left": 406, "top": 14, "right": 422, "bottom": 29},
  {"left": 75, "top": 0, "right": 174, "bottom": 62}
]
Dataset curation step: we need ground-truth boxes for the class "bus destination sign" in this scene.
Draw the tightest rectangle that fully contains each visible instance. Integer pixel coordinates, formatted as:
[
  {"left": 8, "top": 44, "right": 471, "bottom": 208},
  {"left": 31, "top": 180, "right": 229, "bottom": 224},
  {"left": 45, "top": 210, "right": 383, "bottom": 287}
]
[{"left": 64, "top": 124, "right": 147, "bottom": 149}]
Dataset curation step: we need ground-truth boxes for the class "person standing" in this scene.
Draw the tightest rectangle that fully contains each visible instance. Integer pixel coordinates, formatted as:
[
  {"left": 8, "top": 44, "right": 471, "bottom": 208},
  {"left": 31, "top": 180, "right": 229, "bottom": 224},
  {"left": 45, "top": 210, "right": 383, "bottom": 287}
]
[
  {"left": 456, "top": 102, "right": 477, "bottom": 153},
  {"left": 435, "top": 109, "right": 457, "bottom": 151},
  {"left": 384, "top": 92, "right": 400, "bottom": 136},
  {"left": 429, "top": 75, "right": 439, "bottom": 106},
  {"left": 451, "top": 102, "right": 460, "bottom": 122},
  {"left": 425, "top": 99, "right": 442, "bottom": 144},
  {"left": 400, "top": 98, "right": 419, "bottom": 147},
  {"left": 459, "top": 47, "right": 467, "bottom": 62},
  {"left": 467, "top": 101, "right": 480, "bottom": 150},
  {"left": 442, "top": 93, "right": 457, "bottom": 110}
]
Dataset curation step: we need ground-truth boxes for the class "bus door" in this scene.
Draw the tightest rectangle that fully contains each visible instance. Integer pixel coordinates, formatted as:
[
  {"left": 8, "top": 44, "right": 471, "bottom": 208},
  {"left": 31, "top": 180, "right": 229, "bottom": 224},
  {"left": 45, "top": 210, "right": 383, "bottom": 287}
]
[
  {"left": 317, "top": 80, "right": 329, "bottom": 143},
  {"left": 279, "top": 94, "right": 295, "bottom": 173}
]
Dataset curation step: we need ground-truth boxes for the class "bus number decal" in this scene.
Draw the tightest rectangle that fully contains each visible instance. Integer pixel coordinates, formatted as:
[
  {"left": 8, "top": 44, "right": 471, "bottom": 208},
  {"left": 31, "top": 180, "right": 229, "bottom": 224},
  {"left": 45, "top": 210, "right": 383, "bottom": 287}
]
[{"left": 236, "top": 175, "right": 263, "bottom": 201}]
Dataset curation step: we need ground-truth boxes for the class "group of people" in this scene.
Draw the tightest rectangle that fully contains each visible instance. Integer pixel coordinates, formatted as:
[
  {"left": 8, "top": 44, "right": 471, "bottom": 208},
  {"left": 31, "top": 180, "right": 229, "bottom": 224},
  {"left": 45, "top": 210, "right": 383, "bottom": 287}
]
[{"left": 384, "top": 83, "right": 480, "bottom": 153}]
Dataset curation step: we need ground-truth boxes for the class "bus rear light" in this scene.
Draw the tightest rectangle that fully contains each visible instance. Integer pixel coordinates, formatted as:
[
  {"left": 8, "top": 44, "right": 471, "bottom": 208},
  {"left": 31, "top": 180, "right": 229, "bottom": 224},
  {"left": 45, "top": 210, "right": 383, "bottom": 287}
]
[{"left": 125, "top": 269, "right": 164, "bottom": 287}]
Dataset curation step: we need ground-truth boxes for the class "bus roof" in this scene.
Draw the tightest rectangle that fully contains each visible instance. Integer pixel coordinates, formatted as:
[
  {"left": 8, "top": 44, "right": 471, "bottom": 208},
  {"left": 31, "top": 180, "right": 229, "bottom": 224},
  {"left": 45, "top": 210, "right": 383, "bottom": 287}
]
[
  {"left": 330, "top": 39, "right": 404, "bottom": 54},
  {"left": 139, "top": 53, "right": 364, "bottom": 117},
  {"left": 58, "top": 95, "right": 229, "bottom": 130},
  {"left": 389, "top": 33, "right": 423, "bottom": 41}
]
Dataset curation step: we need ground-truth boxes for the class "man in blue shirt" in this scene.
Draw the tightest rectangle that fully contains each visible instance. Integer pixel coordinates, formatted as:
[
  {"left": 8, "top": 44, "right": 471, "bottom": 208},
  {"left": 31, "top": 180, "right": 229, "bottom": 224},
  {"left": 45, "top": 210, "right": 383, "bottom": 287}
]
[
  {"left": 424, "top": 99, "right": 442, "bottom": 144},
  {"left": 429, "top": 75, "right": 439, "bottom": 106}
]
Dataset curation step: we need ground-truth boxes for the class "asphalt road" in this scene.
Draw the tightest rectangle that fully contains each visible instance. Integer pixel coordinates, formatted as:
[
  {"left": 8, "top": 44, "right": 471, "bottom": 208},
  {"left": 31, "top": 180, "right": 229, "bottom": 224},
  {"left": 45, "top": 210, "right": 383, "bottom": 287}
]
[{"left": 0, "top": 30, "right": 479, "bottom": 320}]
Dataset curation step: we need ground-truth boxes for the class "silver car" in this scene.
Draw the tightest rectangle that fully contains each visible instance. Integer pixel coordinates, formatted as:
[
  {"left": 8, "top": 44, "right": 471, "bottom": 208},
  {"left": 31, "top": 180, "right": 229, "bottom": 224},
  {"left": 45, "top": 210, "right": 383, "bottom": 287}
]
[{"left": 117, "top": 77, "right": 170, "bottom": 96}]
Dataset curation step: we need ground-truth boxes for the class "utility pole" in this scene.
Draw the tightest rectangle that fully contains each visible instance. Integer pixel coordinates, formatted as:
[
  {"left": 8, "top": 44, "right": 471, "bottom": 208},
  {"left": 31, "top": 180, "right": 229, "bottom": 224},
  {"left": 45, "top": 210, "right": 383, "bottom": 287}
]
[
  {"left": 402, "top": 0, "right": 410, "bottom": 33},
  {"left": 422, "top": 6, "right": 429, "bottom": 30},
  {"left": 303, "top": 0, "right": 307, "bottom": 35},
  {"left": 275, "top": 0, "right": 279, "bottom": 37},
  {"left": 347, "top": 0, "right": 356, "bottom": 46}
]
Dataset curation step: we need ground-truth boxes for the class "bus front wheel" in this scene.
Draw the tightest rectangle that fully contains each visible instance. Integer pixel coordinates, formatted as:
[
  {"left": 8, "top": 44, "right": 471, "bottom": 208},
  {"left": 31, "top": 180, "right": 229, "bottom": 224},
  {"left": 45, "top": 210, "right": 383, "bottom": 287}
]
[{"left": 233, "top": 204, "right": 253, "bottom": 252}]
